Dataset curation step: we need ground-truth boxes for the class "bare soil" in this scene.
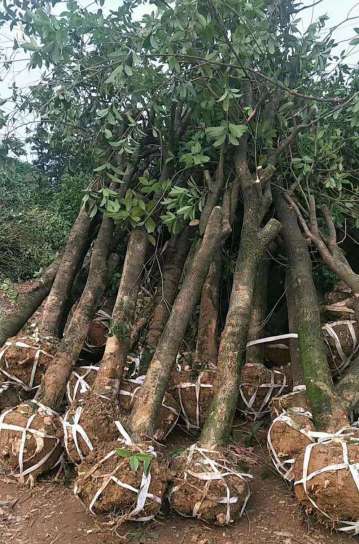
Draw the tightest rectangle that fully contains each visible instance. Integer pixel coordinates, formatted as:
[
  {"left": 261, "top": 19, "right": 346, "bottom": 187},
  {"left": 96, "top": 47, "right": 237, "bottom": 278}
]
[{"left": 0, "top": 422, "right": 354, "bottom": 544}]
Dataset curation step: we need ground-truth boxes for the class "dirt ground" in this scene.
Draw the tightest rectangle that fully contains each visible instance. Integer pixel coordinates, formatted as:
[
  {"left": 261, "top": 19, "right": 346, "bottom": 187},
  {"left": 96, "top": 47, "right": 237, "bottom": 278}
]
[{"left": 0, "top": 423, "right": 354, "bottom": 544}]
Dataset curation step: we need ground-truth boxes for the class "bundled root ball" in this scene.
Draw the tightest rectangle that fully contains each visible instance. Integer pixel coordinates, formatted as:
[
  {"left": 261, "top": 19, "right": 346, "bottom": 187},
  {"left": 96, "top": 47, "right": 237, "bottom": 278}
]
[
  {"left": 170, "top": 369, "right": 216, "bottom": 430},
  {"left": 169, "top": 444, "right": 252, "bottom": 525},
  {"left": 238, "top": 362, "right": 289, "bottom": 420},
  {"left": 270, "top": 386, "right": 310, "bottom": 418},
  {"left": 63, "top": 392, "right": 124, "bottom": 464},
  {"left": 293, "top": 428, "right": 359, "bottom": 534},
  {"left": 267, "top": 408, "right": 315, "bottom": 481},
  {"left": 119, "top": 378, "right": 180, "bottom": 441},
  {"left": 0, "top": 335, "right": 57, "bottom": 392},
  {"left": 66, "top": 365, "right": 99, "bottom": 404},
  {"left": 75, "top": 441, "right": 168, "bottom": 520},
  {"left": 264, "top": 343, "right": 291, "bottom": 366},
  {"left": 322, "top": 320, "right": 358, "bottom": 375},
  {"left": 81, "top": 310, "right": 110, "bottom": 360},
  {"left": 0, "top": 381, "right": 31, "bottom": 412},
  {"left": 0, "top": 400, "right": 63, "bottom": 482}
]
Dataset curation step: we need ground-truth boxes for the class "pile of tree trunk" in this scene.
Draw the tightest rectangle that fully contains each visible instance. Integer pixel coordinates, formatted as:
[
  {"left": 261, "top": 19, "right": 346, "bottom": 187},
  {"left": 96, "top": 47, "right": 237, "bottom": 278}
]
[{"left": 0, "top": 182, "right": 359, "bottom": 529}]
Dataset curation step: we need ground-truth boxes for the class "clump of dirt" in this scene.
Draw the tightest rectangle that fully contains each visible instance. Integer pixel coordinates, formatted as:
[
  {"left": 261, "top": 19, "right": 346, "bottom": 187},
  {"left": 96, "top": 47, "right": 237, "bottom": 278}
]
[
  {"left": 0, "top": 401, "right": 63, "bottom": 482},
  {"left": 293, "top": 428, "right": 359, "bottom": 532},
  {"left": 169, "top": 444, "right": 251, "bottom": 525},
  {"left": 63, "top": 392, "right": 124, "bottom": 464},
  {"left": 170, "top": 368, "right": 216, "bottom": 430},
  {"left": 66, "top": 365, "right": 99, "bottom": 404},
  {"left": 238, "top": 362, "right": 289, "bottom": 420},
  {"left": 0, "top": 381, "right": 31, "bottom": 412},
  {"left": 267, "top": 408, "right": 315, "bottom": 481},
  {"left": 75, "top": 441, "right": 168, "bottom": 519},
  {"left": 118, "top": 378, "right": 180, "bottom": 441},
  {"left": 0, "top": 335, "right": 58, "bottom": 391}
]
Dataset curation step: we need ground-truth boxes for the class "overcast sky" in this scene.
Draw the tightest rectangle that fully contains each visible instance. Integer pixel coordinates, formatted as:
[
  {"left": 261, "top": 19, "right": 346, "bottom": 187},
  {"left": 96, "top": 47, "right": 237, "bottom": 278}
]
[{"left": 1, "top": 0, "right": 359, "bottom": 157}]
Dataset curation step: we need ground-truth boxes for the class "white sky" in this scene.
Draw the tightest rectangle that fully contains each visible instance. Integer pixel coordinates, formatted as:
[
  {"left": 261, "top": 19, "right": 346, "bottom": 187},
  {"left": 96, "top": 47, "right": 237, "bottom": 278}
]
[{"left": 1, "top": 0, "right": 359, "bottom": 157}]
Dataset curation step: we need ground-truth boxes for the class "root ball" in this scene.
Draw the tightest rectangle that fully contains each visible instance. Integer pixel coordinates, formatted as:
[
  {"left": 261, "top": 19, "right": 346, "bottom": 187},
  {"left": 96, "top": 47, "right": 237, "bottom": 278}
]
[
  {"left": 75, "top": 441, "right": 168, "bottom": 520},
  {"left": 239, "top": 362, "right": 289, "bottom": 420},
  {"left": 0, "top": 335, "right": 57, "bottom": 391},
  {"left": 267, "top": 408, "right": 315, "bottom": 481},
  {"left": 170, "top": 369, "right": 216, "bottom": 430},
  {"left": 66, "top": 365, "right": 99, "bottom": 404},
  {"left": 169, "top": 444, "right": 251, "bottom": 525},
  {"left": 63, "top": 392, "right": 124, "bottom": 464},
  {"left": 0, "top": 401, "right": 63, "bottom": 482},
  {"left": 293, "top": 428, "right": 359, "bottom": 534}
]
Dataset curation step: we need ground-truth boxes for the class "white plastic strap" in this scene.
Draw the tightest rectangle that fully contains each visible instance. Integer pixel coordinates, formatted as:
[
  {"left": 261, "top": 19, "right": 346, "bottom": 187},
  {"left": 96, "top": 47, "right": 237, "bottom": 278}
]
[{"left": 239, "top": 367, "right": 287, "bottom": 420}]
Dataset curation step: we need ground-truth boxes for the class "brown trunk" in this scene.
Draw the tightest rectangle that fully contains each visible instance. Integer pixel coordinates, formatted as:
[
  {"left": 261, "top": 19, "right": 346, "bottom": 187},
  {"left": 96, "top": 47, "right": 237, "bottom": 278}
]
[
  {"left": 146, "top": 227, "right": 193, "bottom": 350},
  {"left": 130, "top": 207, "right": 224, "bottom": 440},
  {"left": 36, "top": 216, "right": 113, "bottom": 410},
  {"left": 40, "top": 208, "right": 93, "bottom": 338},
  {"left": 246, "top": 258, "right": 269, "bottom": 365},
  {"left": 285, "top": 269, "right": 304, "bottom": 386},
  {"left": 200, "top": 186, "right": 281, "bottom": 448},
  {"left": 93, "top": 229, "right": 148, "bottom": 399},
  {"left": 0, "top": 258, "right": 60, "bottom": 347},
  {"left": 195, "top": 252, "right": 222, "bottom": 366},
  {"left": 276, "top": 193, "right": 348, "bottom": 431}
]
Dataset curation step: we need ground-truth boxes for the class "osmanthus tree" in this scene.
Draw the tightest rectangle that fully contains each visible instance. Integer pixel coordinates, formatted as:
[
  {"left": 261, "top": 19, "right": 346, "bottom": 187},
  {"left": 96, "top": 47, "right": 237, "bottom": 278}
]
[{"left": 1, "top": 0, "right": 359, "bottom": 529}]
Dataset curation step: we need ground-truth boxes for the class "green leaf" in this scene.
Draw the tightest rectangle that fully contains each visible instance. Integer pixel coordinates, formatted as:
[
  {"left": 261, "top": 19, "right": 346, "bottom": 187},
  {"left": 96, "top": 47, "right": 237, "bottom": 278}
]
[
  {"left": 143, "top": 455, "right": 152, "bottom": 475},
  {"left": 129, "top": 455, "right": 140, "bottom": 472},
  {"left": 228, "top": 124, "right": 247, "bottom": 139},
  {"left": 116, "top": 448, "right": 132, "bottom": 458},
  {"left": 145, "top": 217, "right": 156, "bottom": 233}
]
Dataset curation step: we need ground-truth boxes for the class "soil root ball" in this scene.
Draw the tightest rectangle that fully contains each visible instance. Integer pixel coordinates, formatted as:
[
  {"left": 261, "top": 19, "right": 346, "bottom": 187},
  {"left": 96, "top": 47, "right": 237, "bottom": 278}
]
[
  {"left": 270, "top": 386, "right": 310, "bottom": 418},
  {"left": 267, "top": 408, "right": 315, "bottom": 481},
  {"left": 0, "top": 335, "right": 57, "bottom": 392},
  {"left": 238, "top": 362, "right": 289, "bottom": 420},
  {"left": 0, "top": 401, "right": 63, "bottom": 482},
  {"left": 119, "top": 377, "right": 180, "bottom": 441},
  {"left": 66, "top": 365, "right": 99, "bottom": 404},
  {"left": 0, "top": 381, "right": 31, "bottom": 412},
  {"left": 322, "top": 320, "right": 358, "bottom": 376},
  {"left": 168, "top": 444, "right": 252, "bottom": 525},
  {"left": 170, "top": 369, "right": 216, "bottom": 430},
  {"left": 81, "top": 310, "right": 111, "bottom": 360},
  {"left": 74, "top": 441, "right": 168, "bottom": 520},
  {"left": 293, "top": 427, "right": 359, "bottom": 535},
  {"left": 63, "top": 392, "right": 124, "bottom": 464}
]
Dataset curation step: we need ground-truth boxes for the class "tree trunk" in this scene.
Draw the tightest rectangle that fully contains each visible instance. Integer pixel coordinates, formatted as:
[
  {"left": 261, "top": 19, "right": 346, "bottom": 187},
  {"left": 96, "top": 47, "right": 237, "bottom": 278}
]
[
  {"left": 130, "top": 207, "right": 224, "bottom": 440},
  {"left": 195, "top": 252, "right": 222, "bottom": 366},
  {"left": 275, "top": 193, "right": 347, "bottom": 431},
  {"left": 285, "top": 269, "right": 304, "bottom": 386},
  {"left": 246, "top": 258, "right": 269, "bottom": 365},
  {"left": 146, "top": 227, "right": 193, "bottom": 350},
  {"left": 336, "top": 355, "right": 359, "bottom": 416},
  {"left": 0, "top": 258, "right": 60, "bottom": 347},
  {"left": 36, "top": 216, "right": 113, "bottom": 410},
  {"left": 93, "top": 229, "right": 148, "bottom": 399},
  {"left": 200, "top": 186, "right": 281, "bottom": 448},
  {"left": 40, "top": 207, "right": 93, "bottom": 338}
]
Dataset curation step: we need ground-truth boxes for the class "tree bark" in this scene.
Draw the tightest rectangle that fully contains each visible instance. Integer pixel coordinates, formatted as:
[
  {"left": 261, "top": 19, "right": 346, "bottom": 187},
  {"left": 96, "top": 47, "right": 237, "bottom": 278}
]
[
  {"left": 130, "top": 207, "right": 224, "bottom": 440},
  {"left": 195, "top": 252, "right": 222, "bottom": 366},
  {"left": 275, "top": 193, "right": 348, "bottom": 431},
  {"left": 285, "top": 268, "right": 304, "bottom": 386},
  {"left": 146, "top": 227, "right": 193, "bottom": 350},
  {"left": 36, "top": 216, "right": 113, "bottom": 410},
  {"left": 40, "top": 207, "right": 93, "bottom": 338},
  {"left": 0, "top": 258, "right": 60, "bottom": 347},
  {"left": 246, "top": 258, "right": 269, "bottom": 365},
  {"left": 93, "top": 229, "right": 148, "bottom": 399},
  {"left": 200, "top": 186, "right": 281, "bottom": 448}
]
